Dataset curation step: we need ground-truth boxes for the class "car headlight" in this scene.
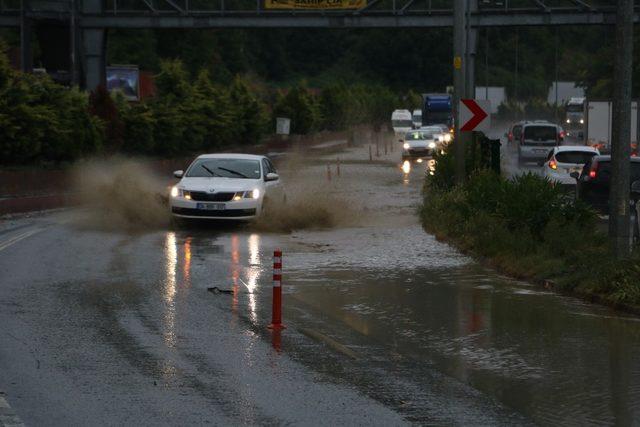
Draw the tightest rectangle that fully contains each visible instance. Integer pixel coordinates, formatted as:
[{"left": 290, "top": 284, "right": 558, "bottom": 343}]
[
  {"left": 444, "top": 133, "right": 451, "bottom": 143},
  {"left": 403, "top": 142, "right": 410, "bottom": 150},
  {"left": 429, "top": 142, "right": 437, "bottom": 149},
  {"left": 171, "top": 186, "right": 180, "bottom": 198},
  {"left": 238, "top": 189, "right": 260, "bottom": 199},
  {"left": 566, "top": 119, "right": 571, "bottom": 124},
  {"left": 580, "top": 119, "right": 584, "bottom": 124}
]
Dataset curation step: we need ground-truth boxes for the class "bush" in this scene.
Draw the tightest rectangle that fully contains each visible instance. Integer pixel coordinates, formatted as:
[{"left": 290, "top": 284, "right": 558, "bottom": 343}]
[{"left": 420, "top": 169, "right": 640, "bottom": 307}]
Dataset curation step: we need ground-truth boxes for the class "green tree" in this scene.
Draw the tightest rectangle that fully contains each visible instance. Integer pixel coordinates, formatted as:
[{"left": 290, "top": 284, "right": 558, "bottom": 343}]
[{"left": 273, "top": 85, "right": 318, "bottom": 134}]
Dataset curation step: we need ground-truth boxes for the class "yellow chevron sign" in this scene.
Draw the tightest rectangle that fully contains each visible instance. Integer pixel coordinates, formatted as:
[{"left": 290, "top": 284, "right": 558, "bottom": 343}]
[{"left": 265, "top": 0, "right": 366, "bottom": 9}]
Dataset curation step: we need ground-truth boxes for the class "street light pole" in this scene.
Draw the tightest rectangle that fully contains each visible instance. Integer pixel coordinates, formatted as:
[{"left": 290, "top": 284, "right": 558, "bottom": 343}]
[
  {"left": 453, "top": 0, "right": 467, "bottom": 184},
  {"left": 610, "top": 0, "right": 634, "bottom": 257}
]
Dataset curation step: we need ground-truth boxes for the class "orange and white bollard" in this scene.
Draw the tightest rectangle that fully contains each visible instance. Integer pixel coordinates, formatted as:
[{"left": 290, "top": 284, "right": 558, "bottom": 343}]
[{"left": 268, "top": 249, "right": 286, "bottom": 330}]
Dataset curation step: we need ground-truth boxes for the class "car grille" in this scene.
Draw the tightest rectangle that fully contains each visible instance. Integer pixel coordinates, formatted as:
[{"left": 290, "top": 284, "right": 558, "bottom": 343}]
[
  {"left": 188, "top": 191, "right": 236, "bottom": 202},
  {"left": 172, "top": 207, "right": 257, "bottom": 217}
]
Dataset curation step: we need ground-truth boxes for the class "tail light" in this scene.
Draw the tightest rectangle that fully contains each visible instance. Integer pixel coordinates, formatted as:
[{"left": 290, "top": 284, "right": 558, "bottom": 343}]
[
  {"left": 559, "top": 131, "right": 566, "bottom": 140},
  {"left": 549, "top": 159, "right": 558, "bottom": 170},
  {"left": 588, "top": 162, "right": 598, "bottom": 179},
  {"left": 508, "top": 132, "right": 513, "bottom": 142}
]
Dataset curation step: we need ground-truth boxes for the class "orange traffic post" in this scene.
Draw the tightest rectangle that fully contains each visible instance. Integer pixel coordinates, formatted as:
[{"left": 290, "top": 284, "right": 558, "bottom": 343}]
[{"left": 268, "top": 249, "right": 285, "bottom": 330}]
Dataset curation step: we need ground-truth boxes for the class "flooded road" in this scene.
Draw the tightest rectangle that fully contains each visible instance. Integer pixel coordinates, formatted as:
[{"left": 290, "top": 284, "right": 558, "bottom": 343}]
[{"left": 1, "top": 133, "right": 639, "bottom": 425}]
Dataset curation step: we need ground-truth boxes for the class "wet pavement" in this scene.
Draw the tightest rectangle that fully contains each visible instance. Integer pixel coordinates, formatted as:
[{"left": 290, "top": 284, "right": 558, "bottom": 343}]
[{"left": 1, "top": 134, "right": 640, "bottom": 425}]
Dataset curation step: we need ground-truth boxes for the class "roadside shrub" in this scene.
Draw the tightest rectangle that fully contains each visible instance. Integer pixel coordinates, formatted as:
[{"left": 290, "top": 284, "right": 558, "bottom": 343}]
[{"left": 420, "top": 166, "right": 640, "bottom": 307}]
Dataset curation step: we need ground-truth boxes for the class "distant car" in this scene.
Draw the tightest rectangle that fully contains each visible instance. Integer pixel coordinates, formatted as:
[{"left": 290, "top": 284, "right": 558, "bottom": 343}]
[
  {"left": 517, "top": 121, "right": 565, "bottom": 165},
  {"left": 573, "top": 155, "right": 640, "bottom": 214},
  {"left": 412, "top": 109, "right": 422, "bottom": 129},
  {"left": 401, "top": 129, "right": 442, "bottom": 160},
  {"left": 170, "top": 154, "right": 284, "bottom": 220},
  {"left": 420, "top": 125, "right": 451, "bottom": 144},
  {"left": 505, "top": 121, "right": 525, "bottom": 144},
  {"left": 542, "top": 146, "right": 600, "bottom": 186}
]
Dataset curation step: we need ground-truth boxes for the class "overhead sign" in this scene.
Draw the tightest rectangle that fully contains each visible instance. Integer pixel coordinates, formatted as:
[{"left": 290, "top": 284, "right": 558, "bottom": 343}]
[
  {"left": 264, "top": 0, "right": 366, "bottom": 9},
  {"left": 459, "top": 99, "right": 490, "bottom": 132}
]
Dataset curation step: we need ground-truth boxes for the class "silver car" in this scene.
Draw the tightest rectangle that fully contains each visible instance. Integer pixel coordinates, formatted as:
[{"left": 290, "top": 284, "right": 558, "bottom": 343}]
[{"left": 517, "top": 121, "right": 565, "bottom": 165}]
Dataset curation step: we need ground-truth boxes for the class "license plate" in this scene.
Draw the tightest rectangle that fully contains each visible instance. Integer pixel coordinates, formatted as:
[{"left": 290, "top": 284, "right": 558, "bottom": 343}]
[
  {"left": 197, "top": 203, "right": 225, "bottom": 211},
  {"left": 533, "top": 148, "right": 548, "bottom": 153}
]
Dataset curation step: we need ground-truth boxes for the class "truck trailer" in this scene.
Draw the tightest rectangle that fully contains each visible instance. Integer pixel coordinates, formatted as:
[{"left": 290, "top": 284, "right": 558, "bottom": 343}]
[{"left": 584, "top": 100, "right": 639, "bottom": 155}]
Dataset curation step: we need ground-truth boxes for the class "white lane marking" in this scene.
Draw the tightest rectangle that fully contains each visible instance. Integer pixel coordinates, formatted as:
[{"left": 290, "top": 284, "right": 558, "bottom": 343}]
[{"left": 0, "top": 228, "right": 43, "bottom": 252}]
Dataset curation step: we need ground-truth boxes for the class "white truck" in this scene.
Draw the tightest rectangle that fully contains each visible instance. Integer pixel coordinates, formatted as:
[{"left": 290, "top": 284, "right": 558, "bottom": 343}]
[{"left": 584, "top": 100, "right": 639, "bottom": 154}]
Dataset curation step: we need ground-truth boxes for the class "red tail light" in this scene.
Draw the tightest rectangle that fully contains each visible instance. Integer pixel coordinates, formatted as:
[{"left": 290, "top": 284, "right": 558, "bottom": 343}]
[
  {"left": 508, "top": 132, "right": 513, "bottom": 142},
  {"left": 588, "top": 161, "right": 598, "bottom": 179},
  {"left": 549, "top": 160, "right": 558, "bottom": 170},
  {"left": 559, "top": 131, "right": 566, "bottom": 139}
]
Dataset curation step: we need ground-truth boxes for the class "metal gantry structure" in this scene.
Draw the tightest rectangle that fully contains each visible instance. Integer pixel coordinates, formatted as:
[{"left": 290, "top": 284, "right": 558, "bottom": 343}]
[
  {"left": 0, "top": 0, "right": 636, "bottom": 89},
  {"left": 0, "top": 0, "right": 636, "bottom": 29}
]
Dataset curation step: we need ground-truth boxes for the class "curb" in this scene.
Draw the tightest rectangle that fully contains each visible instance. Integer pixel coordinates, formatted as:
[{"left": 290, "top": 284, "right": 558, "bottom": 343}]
[{"left": 0, "top": 392, "right": 24, "bottom": 427}]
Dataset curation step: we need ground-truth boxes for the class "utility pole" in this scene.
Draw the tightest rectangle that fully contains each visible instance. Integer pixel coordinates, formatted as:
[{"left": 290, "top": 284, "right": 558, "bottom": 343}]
[
  {"left": 609, "top": 0, "right": 634, "bottom": 257},
  {"left": 453, "top": 0, "right": 467, "bottom": 184},
  {"left": 485, "top": 28, "right": 489, "bottom": 101},
  {"left": 70, "top": 0, "right": 77, "bottom": 86},
  {"left": 554, "top": 27, "right": 559, "bottom": 124}
]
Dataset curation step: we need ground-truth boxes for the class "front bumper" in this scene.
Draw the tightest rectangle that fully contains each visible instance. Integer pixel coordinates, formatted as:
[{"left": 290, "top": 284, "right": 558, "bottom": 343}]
[{"left": 170, "top": 197, "right": 260, "bottom": 220}]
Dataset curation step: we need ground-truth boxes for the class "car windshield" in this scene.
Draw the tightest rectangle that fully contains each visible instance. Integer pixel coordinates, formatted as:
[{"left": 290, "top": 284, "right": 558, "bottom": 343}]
[
  {"left": 555, "top": 151, "right": 596, "bottom": 164},
  {"left": 186, "top": 158, "right": 261, "bottom": 179},
  {"left": 524, "top": 126, "right": 557, "bottom": 141},
  {"left": 566, "top": 104, "right": 583, "bottom": 113},
  {"left": 393, "top": 119, "right": 413, "bottom": 127},
  {"left": 405, "top": 131, "right": 436, "bottom": 140}
]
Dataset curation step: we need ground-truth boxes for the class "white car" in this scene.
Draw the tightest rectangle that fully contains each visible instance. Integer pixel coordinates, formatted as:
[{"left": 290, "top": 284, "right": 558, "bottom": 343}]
[
  {"left": 543, "top": 146, "right": 600, "bottom": 185},
  {"left": 170, "top": 154, "right": 284, "bottom": 220},
  {"left": 401, "top": 129, "right": 442, "bottom": 160}
]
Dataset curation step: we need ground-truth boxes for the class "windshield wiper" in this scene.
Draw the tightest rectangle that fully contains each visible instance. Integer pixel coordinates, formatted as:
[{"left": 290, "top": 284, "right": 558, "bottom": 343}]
[
  {"left": 201, "top": 164, "right": 219, "bottom": 177},
  {"left": 217, "top": 167, "right": 248, "bottom": 178}
]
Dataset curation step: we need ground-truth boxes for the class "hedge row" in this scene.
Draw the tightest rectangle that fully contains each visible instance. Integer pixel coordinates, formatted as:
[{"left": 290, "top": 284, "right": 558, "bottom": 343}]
[{"left": 0, "top": 42, "right": 407, "bottom": 166}]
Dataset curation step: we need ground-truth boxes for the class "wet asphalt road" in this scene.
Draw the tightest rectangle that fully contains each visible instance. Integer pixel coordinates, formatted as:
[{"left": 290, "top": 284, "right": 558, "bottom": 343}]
[{"left": 1, "top": 133, "right": 640, "bottom": 426}]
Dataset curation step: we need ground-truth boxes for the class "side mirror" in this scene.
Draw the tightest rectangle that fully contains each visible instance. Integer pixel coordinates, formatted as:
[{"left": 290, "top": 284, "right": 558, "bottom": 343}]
[
  {"left": 570, "top": 171, "right": 580, "bottom": 180},
  {"left": 632, "top": 180, "right": 640, "bottom": 194},
  {"left": 173, "top": 170, "right": 183, "bottom": 179},
  {"left": 265, "top": 172, "right": 279, "bottom": 182}
]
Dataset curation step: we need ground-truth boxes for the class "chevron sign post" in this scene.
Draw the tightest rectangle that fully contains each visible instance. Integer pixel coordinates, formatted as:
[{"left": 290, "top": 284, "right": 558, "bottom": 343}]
[{"left": 459, "top": 99, "right": 491, "bottom": 133}]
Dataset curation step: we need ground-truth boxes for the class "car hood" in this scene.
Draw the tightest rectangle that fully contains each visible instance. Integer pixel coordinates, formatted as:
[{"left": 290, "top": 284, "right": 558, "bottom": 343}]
[{"left": 178, "top": 177, "right": 262, "bottom": 192}]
